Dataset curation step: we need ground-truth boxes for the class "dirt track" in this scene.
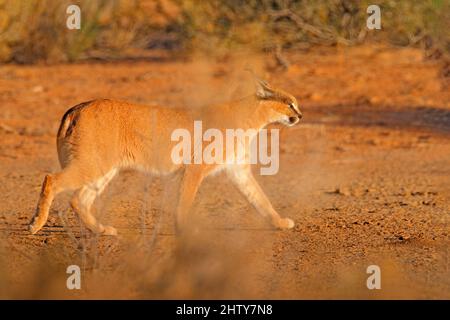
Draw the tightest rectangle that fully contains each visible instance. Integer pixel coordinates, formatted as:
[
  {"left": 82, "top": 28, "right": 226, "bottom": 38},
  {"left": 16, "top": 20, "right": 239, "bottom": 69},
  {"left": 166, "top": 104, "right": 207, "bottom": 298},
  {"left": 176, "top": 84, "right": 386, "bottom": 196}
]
[{"left": 0, "top": 46, "right": 449, "bottom": 299}]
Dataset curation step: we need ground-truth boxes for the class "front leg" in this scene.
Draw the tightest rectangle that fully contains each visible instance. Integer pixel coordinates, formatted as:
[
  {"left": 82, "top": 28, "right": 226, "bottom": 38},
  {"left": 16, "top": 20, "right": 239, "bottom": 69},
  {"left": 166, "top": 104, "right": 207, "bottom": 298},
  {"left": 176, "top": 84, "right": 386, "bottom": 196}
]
[
  {"left": 227, "top": 165, "right": 294, "bottom": 229},
  {"left": 175, "top": 165, "right": 205, "bottom": 232}
]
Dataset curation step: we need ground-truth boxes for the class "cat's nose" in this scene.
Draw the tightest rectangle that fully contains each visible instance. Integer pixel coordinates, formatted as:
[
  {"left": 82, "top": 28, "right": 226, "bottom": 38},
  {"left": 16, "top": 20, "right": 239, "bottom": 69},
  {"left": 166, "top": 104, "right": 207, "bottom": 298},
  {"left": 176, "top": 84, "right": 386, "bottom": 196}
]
[{"left": 289, "top": 116, "right": 299, "bottom": 124}]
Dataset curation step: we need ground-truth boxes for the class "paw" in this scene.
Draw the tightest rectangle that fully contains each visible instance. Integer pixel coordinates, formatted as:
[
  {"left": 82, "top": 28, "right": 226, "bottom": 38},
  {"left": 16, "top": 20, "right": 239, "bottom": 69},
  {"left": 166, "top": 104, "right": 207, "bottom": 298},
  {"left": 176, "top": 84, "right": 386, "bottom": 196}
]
[
  {"left": 28, "top": 222, "right": 42, "bottom": 235},
  {"left": 28, "top": 224, "right": 37, "bottom": 234},
  {"left": 275, "top": 218, "right": 295, "bottom": 230},
  {"left": 102, "top": 225, "right": 118, "bottom": 236}
]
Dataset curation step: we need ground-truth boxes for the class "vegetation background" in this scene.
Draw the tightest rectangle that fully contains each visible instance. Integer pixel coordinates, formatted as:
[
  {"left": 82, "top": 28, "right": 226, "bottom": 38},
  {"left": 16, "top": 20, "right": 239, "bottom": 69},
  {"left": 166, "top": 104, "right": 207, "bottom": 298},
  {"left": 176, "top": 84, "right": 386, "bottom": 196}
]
[{"left": 0, "top": 0, "right": 448, "bottom": 65}]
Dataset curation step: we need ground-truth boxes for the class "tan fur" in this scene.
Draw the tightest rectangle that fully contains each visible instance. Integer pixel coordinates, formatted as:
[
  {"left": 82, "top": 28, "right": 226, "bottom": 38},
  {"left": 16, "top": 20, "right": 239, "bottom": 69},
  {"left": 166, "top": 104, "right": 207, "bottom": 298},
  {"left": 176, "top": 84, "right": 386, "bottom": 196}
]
[{"left": 28, "top": 80, "right": 302, "bottom": 235}]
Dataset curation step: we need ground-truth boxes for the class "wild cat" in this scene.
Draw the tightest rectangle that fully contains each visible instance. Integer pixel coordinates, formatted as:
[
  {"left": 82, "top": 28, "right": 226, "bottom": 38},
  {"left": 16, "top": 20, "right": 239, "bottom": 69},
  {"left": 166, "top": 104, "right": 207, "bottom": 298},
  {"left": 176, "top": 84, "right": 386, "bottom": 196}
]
[{"left": 29, "top": 78, "right": 302, "bottom": 235}]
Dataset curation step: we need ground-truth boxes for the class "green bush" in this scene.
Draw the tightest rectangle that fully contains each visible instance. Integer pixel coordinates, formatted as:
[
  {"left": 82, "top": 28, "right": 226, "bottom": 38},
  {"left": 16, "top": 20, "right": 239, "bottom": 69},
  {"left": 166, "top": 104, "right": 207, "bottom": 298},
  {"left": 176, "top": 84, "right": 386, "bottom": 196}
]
[{"left": 176, "top": 0, "right": 449, "bottom": 53}]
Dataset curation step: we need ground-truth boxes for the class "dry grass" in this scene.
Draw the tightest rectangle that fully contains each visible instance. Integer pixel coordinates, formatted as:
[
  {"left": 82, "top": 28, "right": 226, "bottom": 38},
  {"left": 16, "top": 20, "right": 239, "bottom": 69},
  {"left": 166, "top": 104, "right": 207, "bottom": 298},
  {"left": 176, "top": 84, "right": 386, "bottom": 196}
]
[{"left": 0, "top": 0, "right": 448, "bottom": 63}]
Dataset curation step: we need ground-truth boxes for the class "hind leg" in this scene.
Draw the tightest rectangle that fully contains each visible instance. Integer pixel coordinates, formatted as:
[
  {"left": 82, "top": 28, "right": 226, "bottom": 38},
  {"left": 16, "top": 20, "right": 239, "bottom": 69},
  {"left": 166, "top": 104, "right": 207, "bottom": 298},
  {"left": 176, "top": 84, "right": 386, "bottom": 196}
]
[
  {"left": 71, "top": 169, "right": 117, "bottom": 235},
  {"left": 29, "top": 168, "right": 84, "bottom": 234}
]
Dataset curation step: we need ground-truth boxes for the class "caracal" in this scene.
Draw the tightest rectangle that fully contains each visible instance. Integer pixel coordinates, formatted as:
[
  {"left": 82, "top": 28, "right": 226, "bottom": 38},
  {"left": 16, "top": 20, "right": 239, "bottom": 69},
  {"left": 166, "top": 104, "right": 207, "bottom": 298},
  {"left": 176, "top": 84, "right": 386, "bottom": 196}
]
[{"left": 29, "top": 79, "right": 302, "bottom": 235}]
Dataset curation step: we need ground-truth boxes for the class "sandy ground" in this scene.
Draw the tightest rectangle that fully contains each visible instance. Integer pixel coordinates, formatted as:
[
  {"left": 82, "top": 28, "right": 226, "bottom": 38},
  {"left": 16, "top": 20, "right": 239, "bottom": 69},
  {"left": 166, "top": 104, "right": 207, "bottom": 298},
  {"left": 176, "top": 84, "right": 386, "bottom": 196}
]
[{"left": 0, "top": 46, "right": 449, "bottom": 299}]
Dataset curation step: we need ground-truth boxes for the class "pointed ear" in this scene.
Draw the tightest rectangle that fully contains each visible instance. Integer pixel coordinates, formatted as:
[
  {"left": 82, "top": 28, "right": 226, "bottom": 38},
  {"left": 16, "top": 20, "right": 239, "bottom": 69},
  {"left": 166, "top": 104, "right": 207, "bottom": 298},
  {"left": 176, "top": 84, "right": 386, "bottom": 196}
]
[{"left": 255, "top": 78, "right": 274, "bottom": 99}]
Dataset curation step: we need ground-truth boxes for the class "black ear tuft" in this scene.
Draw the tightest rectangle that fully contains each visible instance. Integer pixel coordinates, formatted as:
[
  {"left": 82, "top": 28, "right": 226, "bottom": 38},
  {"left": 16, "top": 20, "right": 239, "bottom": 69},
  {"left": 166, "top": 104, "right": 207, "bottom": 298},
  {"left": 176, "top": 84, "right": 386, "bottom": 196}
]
[
  {"left": 244, "top": 68, "right": 274, "bottom": 99},
  {"left": 255, "top": 78, "right": 274, "bottom": 99}
]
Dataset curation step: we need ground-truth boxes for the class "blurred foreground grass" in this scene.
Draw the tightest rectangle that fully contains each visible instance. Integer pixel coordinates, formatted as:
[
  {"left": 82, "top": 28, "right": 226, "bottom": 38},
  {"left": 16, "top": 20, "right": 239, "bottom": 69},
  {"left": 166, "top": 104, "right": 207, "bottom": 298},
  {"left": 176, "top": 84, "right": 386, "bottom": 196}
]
[{"left": 0, "top": 0, "right": 448, "bottom": 63}]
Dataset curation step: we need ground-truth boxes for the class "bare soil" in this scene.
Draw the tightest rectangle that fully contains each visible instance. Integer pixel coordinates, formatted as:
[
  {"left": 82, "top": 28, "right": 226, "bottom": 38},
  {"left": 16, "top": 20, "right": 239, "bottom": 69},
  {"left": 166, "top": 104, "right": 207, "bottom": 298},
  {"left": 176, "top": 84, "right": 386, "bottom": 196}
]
[{"left": 0, "top": 46, "right": 449, "bottom": 299}]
